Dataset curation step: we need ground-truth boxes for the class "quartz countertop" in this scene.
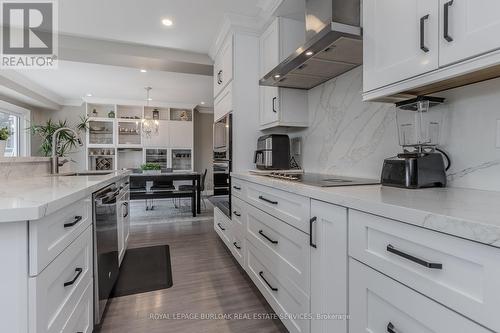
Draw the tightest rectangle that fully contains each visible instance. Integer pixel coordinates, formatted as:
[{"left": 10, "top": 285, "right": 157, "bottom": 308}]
[
  {"left": 0, "top": 170, "right": 131, "bottom": 222},
  {"left": 232, "top": 172, "right": 500, "bottom": 248}
]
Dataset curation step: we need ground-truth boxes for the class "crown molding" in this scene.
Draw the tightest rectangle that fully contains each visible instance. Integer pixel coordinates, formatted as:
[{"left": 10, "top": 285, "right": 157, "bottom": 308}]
[{"left": 82, "top": 96, "right": 196, "bottom": 110}]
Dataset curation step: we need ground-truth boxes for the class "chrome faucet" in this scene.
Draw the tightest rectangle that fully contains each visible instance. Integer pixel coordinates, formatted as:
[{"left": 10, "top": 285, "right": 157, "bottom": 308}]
[{"left": 51, "top": 127, "right": 83, "bottom": 174}]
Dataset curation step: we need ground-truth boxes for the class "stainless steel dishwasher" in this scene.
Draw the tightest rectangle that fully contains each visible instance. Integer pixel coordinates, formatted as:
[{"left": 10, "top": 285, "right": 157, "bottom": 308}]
[{"left": 93, "top": 182, "right": 120, "bottom": 325}]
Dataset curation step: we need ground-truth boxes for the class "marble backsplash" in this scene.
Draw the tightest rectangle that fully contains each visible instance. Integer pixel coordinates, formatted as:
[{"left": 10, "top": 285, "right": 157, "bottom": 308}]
[
  {"left": 293, "top": 66, "right": 500, "bottom": 192},
  {"left": 0, "top": 157, "right": 71, "bottom": 179}
]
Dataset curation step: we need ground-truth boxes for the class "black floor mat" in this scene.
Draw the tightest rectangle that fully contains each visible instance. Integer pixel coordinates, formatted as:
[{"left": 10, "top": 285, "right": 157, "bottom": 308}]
[{"left": 110, "top": 245, "right": 173, "bottom": 298}]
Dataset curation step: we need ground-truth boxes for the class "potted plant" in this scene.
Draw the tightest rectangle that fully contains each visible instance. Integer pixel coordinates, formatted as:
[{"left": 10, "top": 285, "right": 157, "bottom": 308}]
[
  {"left": 29, "top": 116, "right": 88, "bottom": 157},
  {"left": 140, "top": 162, "right": 161, "bottom": 175},
  {"left": 0, "top": 127, "right": 11, "bottom": 156}
]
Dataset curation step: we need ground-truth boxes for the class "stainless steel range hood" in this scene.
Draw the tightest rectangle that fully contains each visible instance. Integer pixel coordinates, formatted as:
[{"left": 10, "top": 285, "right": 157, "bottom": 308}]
[{"left": 259, "top": 0, "right": 362, "bottom": 90}]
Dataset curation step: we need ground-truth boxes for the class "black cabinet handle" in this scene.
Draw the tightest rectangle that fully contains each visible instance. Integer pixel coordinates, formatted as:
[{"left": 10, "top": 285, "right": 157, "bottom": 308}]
[
  {"left": 217, "top": 223, "right": 226, "bottom": 231},
  {"left": 258, "top": 195, "right": 278, "bottom": 205},
  {"left": 387, "top": 244, "right": 442, "bottom": 269},
  {"left": 420, "top": 14, "right": 430, "bottom": 52},
  {"left": 233, "top": 242, "right": 241, "bottom": 250},
  {"left": 217, "top": 70, "right": 223, "bottom": 85},
  {"left": 309, "top": 216, "right": 317, "bottom": 248},
  {"left": 233, "top": 186, "right": 241, "bottom": 190},
  {"left": 233, "top": 211, "right": 241, "bottom": 217},
  {"left": 259, "top": 230, "right": 278, "bottom": 244},
  {"left": 272, "top": 97, "right": 277, "bottom": 113},
  {"left": 387, "top": 322, "right": 397, "bottom": 333},
  {"left": 123, "top": 202, "right": 129, "bottom": 218},
  {"left": 259, "top": 271, "right": 278, "bottom": 291},
  {"left": 444, "top": 0, "right": 454, "bottom": 42},
  {"left": 64, "top": 267, "right": 83, "bottom": 287},
  {"left": 64, "top": 216, "right": 82, "bottom": 228}
]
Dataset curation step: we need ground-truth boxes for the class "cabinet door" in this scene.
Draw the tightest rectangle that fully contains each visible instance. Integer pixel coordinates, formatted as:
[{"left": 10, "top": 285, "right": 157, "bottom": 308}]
[
  {"left": 363, "top": 0, "right": 439, "bottom": 92},
  {"left": 214, "top": 84, "right": 232, "bottom": 122},
  {"left": 259, "top": 86, "right": 280, "bottom": 127},
  {"left": 117, "top": 195, "right": 125, "bottom": 265},
  {"left": 143, "top": 120, "right": 169, "bottom": 147},
  {"left": 168, "top": 121, "right": 193, "bottom": 148},
  {"left": 214, "top": 35, "right": 233, "bottom": 98},
  {"left": 310, "top": 200, "right": 348, "bottom": 333},
  {"left": 439, "top": 0, "right": 500, "bottom": 66},
  {"left": 260, "top": 19, "right": 280, "bottom": 76}
]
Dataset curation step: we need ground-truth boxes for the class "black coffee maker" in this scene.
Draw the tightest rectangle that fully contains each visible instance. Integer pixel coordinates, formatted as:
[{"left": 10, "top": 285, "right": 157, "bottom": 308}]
[{"left": 381, "top": 96, "right": 449, "bottom": 189}]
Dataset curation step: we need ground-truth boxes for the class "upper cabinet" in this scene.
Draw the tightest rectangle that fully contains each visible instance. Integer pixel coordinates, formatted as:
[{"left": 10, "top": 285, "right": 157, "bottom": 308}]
[
  {"left": 363, "top": 0, "right": 500, "bottom": 101},
  {"left": 439, "top": 0, "right": 500, "bottom": 66},
  {"left": 259, "top": 17, "right": 308, "bottom": 130},
  {"left": 214, "top": 35, "right": 234, "bottom": 99},
  {"left": 363, "top": 0, "right": 439, "bottom": 92}
]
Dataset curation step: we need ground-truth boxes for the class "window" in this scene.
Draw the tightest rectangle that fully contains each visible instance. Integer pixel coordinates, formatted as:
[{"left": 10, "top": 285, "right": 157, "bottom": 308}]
[{"left": 0, "top": 103, "right": 30, "bottom": 157}]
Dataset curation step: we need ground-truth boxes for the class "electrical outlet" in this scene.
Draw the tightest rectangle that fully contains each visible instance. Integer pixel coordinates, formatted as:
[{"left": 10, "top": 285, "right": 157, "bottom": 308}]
[{"left": 497, "top": 120, "right": 500, "bottom": 148}]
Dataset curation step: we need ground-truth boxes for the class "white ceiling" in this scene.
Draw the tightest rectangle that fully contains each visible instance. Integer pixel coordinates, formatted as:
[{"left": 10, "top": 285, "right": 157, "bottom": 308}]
[
  {"left": 14, "top": 61, "right": 213, "bottom": 107},
  {"left": 59, "top": 0, "right": 265, "bottom": 54}
]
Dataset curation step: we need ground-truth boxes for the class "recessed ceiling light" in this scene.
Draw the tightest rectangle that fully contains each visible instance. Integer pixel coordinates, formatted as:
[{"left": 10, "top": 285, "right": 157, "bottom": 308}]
[
  {"left": 85, "top": 93, "right": 92, "bottom": 97},
  {"left": 305, "top": 51, "right": 314, "bottom": 56},
  {"left": 274, "top": 74, "right": 281, "bottom": 79},
  {"left": 200, "top": 101, "right": 206, "bottom": 105},
  {"left": 147, "top": 98, "right": 153, "bottom": 101},
  {"left": 140, "top": 69, "right": 147, "bottom": 73},
  {"left": 162, "top": 18, "right": 173, "bottom": 26}
]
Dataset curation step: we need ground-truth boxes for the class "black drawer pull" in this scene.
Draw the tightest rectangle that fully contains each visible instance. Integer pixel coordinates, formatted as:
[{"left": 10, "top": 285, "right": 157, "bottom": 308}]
[
  {"left": 233, "top": 211, "right": 241, "bottom": 217},
  {"left": 309, "top": 216, "right": 317, "bottom": 248},
  {"left": 233, "top": 242, "right": 241, "bottom": 250},
  {"left": 444, "top": 0, "right": 454, "bottom": 42},
  {"left": 64, "top": 267, "right": 83, "bottom": 287},
  {"left": 387, "top": 244, "right": 442, "bottom": 269},
  {"left": 420, "top": 14, "right": 430, "bottom": 52},
  {"left": 123, "top": 202, "right": 129, "bottom": 218},
  {"left": 259, "top": 271, "right": 278, "bottom": 291},
  {"left": 233, "top": 186, "right": 242, "bottom": 190},
  {"left": 258, "top": 195, "right": 278, "bottom": 205},
  {"left": 259, "top": 230, "right": 278, "bottom": 244},
  {"left": 64, "top": 216, "right": 83, "bottom": 228},
  {"left": 387, "top": 322, "right": 397, "bottom": 333},
  {"left": 217, "top": 223, "right": 226, "bottom": 231}
]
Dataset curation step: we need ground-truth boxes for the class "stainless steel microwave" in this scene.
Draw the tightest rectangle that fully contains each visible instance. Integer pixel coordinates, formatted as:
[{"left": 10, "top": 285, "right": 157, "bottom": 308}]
[{"left": 213, "top": 113, "right": 231, "bottom": 160}]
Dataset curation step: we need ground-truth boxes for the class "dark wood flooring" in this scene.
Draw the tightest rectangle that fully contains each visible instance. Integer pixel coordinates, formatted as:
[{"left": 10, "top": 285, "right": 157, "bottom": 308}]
[{"left": 96, "top": 218, "right": 288, "bottom": 333}]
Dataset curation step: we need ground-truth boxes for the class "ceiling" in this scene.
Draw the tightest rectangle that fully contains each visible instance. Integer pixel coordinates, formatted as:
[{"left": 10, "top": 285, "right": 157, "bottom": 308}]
[
  {"left": 14, "top": 61, "right": 213, "bottom": 107},
  {"left": 59, "top": 0, "right": 265, "bottom": 54}
]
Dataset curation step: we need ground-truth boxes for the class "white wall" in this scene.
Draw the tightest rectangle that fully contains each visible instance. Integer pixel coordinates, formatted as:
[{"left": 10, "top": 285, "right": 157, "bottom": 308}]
[
  {"left": 194, "top": 111, "right": 214, "bottom": 191},
  {"left": 295, "top": 66, "right": 500, "bottom": 191}
]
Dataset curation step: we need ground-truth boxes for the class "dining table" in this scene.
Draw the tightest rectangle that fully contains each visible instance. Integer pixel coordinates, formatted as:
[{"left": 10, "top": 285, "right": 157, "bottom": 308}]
[{"left": 129, "top": 171, "right": 202, "bottom": 217}]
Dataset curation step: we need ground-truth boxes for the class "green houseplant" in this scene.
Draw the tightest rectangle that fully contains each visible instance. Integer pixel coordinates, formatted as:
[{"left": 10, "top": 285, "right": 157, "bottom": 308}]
[
  {"left": 29, "top": 116, "right": 89, "bottom": 157},
  {"left": 140, "top": 162, "right": 161, "bottom": 175},
  {"left": 0, "top": 127, "right": 11, "bottom": 157}
]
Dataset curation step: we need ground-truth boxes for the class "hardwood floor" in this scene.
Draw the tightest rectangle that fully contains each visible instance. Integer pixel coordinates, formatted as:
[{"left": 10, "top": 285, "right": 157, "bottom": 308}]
[{"left": 96, "top": 210, "right": 288, "bottom": 333}]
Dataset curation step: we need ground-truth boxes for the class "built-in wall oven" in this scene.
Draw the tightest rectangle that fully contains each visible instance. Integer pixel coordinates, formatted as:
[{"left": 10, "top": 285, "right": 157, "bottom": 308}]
[{"left": 213, "top": 113, "right": 232, "bottom": 217}]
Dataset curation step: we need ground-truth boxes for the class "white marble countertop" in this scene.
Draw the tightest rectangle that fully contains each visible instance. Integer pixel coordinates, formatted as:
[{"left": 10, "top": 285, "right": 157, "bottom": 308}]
[
  {"left": 232, "top": 172, "right": 500, "bottom": 248},
  {"left": 0, "top": 170, "right": 131, "bottom": 222}
]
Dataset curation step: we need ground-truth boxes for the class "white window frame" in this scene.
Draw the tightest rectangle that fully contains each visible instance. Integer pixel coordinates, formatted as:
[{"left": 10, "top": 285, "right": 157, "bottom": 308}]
[{"left": 0, "top": 101, "right": 31, "bottom": 157}]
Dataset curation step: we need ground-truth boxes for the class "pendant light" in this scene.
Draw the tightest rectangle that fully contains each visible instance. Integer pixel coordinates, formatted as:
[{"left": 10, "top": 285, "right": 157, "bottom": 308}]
[{"left": 141, "top": 87, "right": 159, "bottom": 138}]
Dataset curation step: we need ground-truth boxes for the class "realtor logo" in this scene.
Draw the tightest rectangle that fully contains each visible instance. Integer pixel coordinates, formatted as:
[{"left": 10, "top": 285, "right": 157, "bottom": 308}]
[{"left": 1, "top": 0, "right": 58, "bottom": 68}]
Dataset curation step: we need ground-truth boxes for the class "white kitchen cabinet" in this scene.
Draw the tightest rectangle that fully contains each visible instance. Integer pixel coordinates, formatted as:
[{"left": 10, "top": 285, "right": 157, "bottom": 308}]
[
  {"left": 259, "top": 86, "right": 308, "bottom": 129},
  {"left": 259, "top": 17, "right": 308, "bottom": 129},
  {"left": 214, "top": 35, "right": 234, "bottom": 98},
  {"left": 214, "top": 84, "right": 232, "bottom": 122},
  {"left": 168, "top": 120, "right": 193, "bottom": 148},
  {"left": 363, "top": 0, "right": 439, "bottom": 92},
  {"left": 310, "top": 200, "right": 348, "bottom": 333},
  {"left": 349, "top": 259, "right": 489, "bottom": 333},
  {"left": 439, "top": 0, "right": 500, "bottom": 66},
  {"left": 117, "top": 183, "right": 130, "bottom": 265}
]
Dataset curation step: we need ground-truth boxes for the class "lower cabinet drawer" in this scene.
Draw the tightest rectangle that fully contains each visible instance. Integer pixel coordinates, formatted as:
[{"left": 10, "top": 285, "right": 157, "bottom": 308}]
[
  {"left": 349, "top": 259, "right": 490, "bottom": 333},
  {"left": 246, "top": 241, "right": 310, "bottom": 333},
  {"left": 61, "top": 280, "right": 93, "bottom": 333},
  {"left": 29, "top": 196, "right": 92, "bottom": 275},
  {"left": 214, "top": 207, "right": 231, "bottom": 247},
  {"left": 29, "top": 226, "right": 93, "bottom": 333},
  {"left": 246, "top": 202, "right": 310, "bottom": 294},
  {"left": 349, "top": 210, "right": 500, "bottom": 332},
  {"left": 231, "top": 195, "right": 246, "bottom": 234}
]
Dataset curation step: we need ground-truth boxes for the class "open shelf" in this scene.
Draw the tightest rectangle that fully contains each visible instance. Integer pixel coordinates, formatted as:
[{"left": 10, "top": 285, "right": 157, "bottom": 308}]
[
  {"left": 144, "top": 106, "right": 169, "bottom": 120},
  {"left": 87, "top": 103, "right": 116, "bottom": 118},
  {"left": 170, "top": 108, "right": 192, "bottom": 121},
  {"left": 117, "top": 105, "right": 143, "bottom": 120}
]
